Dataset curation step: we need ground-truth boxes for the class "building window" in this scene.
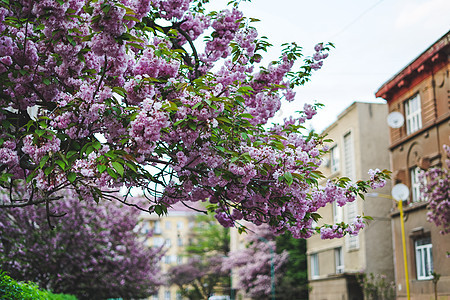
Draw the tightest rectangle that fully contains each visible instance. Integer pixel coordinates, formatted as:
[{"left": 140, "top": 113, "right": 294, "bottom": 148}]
[
  {"left": 177, "top": 237, "right": 183, "bottom": 246},
  {"left": 333, "top": 201, "right": 343, "bottom": 223},
  {"left": 346, "top": 201, "right": 359, "bottom": 250},
  {"left": 165, "top": 221, "right": 172, "bottom": 229},
  {"left": 165, "top": 290, "right": 171, "bottom": 300},
  {"left": 343, "top": 132, "right": 354, "bottom": 179},
  {"left": 410, "top": 166, "right": 423, "bottom": 202},
  {"left": 177, "top": 256, "right": 183, "bottom": 265},
  {"left": 405, "top": 94, "right": 422, "bottom": 135},
  {"left": 310, "top": 253, "right": 319, "bottom": 279},
  {"left": 153, "top": 237, "right": 164, "bottom": 247},
  {"left": 154, "top": 220, "right": 161, "bottom": 234},
  {"left": 177, "top": 221, "right": 183, "bottom": 230},
  {"left": 141, "top": 221, "right": 151, "bottom": 234},
  {"left": 164, "top": 255, "right": 171, "bottom": 264},
  {"left": 330, "top": 145, "right": 339, "bottom": 173},
  {"left": 165, "top": 238, "right": 171, "bottom": 247},
  {"left": 415, "top": 237, "right": 433, "bottom": 280},
  {"left": 335, "top": 247, "right": 344, "bottom": 274}
]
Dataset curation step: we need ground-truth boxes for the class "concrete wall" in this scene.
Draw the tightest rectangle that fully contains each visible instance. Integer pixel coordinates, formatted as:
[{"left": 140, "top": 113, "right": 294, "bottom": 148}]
[{"left": 308, "top": 102, "right": 394, "bottom": 300}]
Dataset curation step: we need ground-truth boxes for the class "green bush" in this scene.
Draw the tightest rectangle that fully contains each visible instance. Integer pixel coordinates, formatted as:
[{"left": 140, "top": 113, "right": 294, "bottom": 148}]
[{"left": 0, "top": 271, "right": 77, "bottom": 300}]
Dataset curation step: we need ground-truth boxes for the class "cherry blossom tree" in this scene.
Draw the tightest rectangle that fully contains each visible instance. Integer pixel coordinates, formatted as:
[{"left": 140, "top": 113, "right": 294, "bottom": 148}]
[
  {"left": 0, "top": 0, "right": 389, "bottom": 237},
  {"left": 420, "top": 144, "right": 450, "bottom": 234},
  {"left": 223, "top": 224, "right": 288, "bottom": 299},
  {"left": 0, "top": 191, "right": 163, "bottom": 299}
]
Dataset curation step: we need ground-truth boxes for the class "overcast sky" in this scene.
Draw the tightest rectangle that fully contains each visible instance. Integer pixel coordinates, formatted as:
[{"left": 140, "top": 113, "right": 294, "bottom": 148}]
[{"left": 208, "top": 0, "right": 450, "bottom": 132}]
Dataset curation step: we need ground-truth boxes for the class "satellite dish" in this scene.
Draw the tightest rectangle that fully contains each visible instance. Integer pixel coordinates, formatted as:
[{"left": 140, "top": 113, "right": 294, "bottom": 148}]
[
  {"left": 387, "top": 112, "right": 404, "bottom": 128},
  {"left": 391, "top": 183, "right": 409, "bottom": 201}
]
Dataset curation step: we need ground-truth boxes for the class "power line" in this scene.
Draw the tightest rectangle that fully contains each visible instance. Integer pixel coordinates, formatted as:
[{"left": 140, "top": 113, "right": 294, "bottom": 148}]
[{"left": 329, "top": 0, "right": 386, "bottom": 40}]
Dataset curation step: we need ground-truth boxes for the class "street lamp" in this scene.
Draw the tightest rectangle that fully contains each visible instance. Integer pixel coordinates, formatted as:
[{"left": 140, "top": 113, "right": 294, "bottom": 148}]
[
  {"left": 369, "top": 184, "right": 411, "bottom": 300},
  {"left": 258, "top": 236, "right": 275, "bottom": 300},
  {"left": 391, "top": 183, "right": 411, "bottom": 300}
]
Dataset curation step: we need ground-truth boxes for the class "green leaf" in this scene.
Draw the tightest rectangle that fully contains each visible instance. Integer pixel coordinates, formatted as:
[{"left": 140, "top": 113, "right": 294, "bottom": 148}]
[
  {"left": 125, "top": 162, "right": 137, "bottom": 172},
  {"left": 92, "top": 140, "right": 101, "bottom": 150},
  {"left": 97, "top": 164, "right": 107, "bottom": 173},
  {"left": 67, "top": 172, "right": 76, "bottom": 183},
  {"left": 216, "top": 117, "right": 231, "bottom": 124},
  {"left": 67, "top": 150, "right": 78, "bottom": 159},
  {"left": 55, "top": 160, "right": 66, "bottom": 170},
  {"left": 284, "top": 172, "right": 293, "bottom": 186},
  {"left": 44, "top": 166, "right": 54, "bottom": 176},
  {"left": 107, "top": 167, "right": 118, "bottom": 179},
  {"left": 26, "top": 171, "right": 37, "bottom": 183},
  {"left": 39, "top": 155, "right": 50, "bottom": 168},
  {"left": 188, "top": 122, "right": 197, "bottom": 130},
  {"left": 36, "top": 129, "right": 45, "bottom": 137},
  {"left": 111, "top": 162, "right": 124, "bottom": 177},
  {"left": 238, "top": 113, "right": 254, "bottom": 119},
  {"left": 112, "top": 86, "right": 127, "bottom": 97},
  {"left": 123, "top": 15, "right": 140, "bottom": 22}
]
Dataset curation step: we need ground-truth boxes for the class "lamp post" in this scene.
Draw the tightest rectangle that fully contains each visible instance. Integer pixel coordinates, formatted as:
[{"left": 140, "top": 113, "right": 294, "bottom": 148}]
[
  {"left": 258, "top": 236, "right": 275, "bottom": 300},
  {"left": 369, "top": 183, "right": 411, "bottom": 300}
]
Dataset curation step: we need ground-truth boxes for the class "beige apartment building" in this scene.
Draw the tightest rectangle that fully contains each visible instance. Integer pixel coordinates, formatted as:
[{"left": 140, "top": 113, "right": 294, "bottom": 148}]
[
  {"left": 307, "top": 102, "right": 394, "bottom": 300},
  {"left": 140, "top": 202, "right": 200, "bottom": 300}
]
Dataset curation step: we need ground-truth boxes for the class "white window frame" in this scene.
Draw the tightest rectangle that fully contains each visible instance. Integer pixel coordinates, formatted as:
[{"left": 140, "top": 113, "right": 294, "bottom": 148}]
[
  {"left": 410, "top": 166, "right": 423, "bottom": 202},
  {"left": 165, "top": 221, "right": 172, "bottom": 229},
  {"left": 415, "top": 237, "right": 433, "bottom": 280},
  {"left": 405, "top": 94, "right": 422, "bottom": 135},
  {"left": 165, "top": 290, "right": 171, "bottom": 300},
  {"left": 310, "top": 253, "right": 319, "bottom": 279},
  {"left": 335, "top": 247, "right": 344, "bottom": 274},
  {"left": 333, "top": 201, "right": 343, "bottom": 223},
  {"left": 153, "top": 237, "right": 164, "bottom": 247},
  {"left": 330, "top": 145, "right": 339, "bottom": 173},
  {"left": 154, "top": 220, "right": 161, "bottom": 234},
  {"left": 343, "top": 131, "right": 355, "bottom": 179},
  {"left": 177, "top": 221, "right": 183, "bottom": 230},
  {"left": 346, "top": 201, "right": 359, "bottom": 250}
]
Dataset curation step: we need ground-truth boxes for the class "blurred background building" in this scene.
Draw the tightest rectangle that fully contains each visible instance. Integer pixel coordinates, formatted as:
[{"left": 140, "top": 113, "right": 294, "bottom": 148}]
[
  {"left": 307, "top": 102, "right": 394, "bottom": 300},
  {"left": 141, "top": 202, "right": 200, "bottom": 300}
]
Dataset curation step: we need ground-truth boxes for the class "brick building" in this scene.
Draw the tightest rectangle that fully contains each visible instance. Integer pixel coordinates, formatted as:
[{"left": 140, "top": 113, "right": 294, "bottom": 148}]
[{"left": 375, "top": 30, "right": 450, "bottom": 300}]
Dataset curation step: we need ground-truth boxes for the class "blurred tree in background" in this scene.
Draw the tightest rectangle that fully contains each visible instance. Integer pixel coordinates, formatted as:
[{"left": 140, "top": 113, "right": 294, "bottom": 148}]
[
  {"left": 0, "top": 192, "right": 163, "bottom": 300},
  {"left": 275, "top": 233, "right": 309, "bottom": 299},
  {"left": 168, "top": 214, "right": 230, "bottom": 300}
]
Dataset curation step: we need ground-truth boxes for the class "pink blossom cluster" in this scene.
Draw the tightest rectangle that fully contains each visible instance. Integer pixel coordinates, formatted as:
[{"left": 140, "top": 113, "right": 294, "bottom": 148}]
[
  {"left": 421, "top": 143, "right": 450, "bottom": 234},
  {"left": 310, "top": 43, "right": 329, "bottom": 71},
  {"left": 21, "top": 134, "right": 61, "bottom": 163},
  {"left": 368, "top": 168, "right": 387, "bottom": 189},
  {"left": 204, "top": 8, "right": 243, "bottom": 63},
  {"left": 178, "top": 13, "right": 211, "bottom": 45},
  {"left": 153, "top": 0, "right": 191, "bottom": 20},
  {"left": 320, "top": 216, "right": 365, "bottom": 239}
]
